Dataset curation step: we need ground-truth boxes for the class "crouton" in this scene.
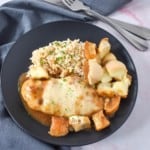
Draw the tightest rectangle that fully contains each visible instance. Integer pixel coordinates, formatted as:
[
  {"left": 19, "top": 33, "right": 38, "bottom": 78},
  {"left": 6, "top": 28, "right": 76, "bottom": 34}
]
[
  {"left": 49, "top": 116, "right": 69, "bottom": 137},
  {"left": 97, "top": 82, "right": 115, "bottom": 97},
  {"left": 98, "top": 38, "right": 111, "bottom": 59},
  {"left": 92, "top": 110, "right": 110, "bottom": 131},
  {"left": 102, "top": 52, "right": 117, "bottom": 65},
  {"left": 27, "top": 66, "right": 49, "bottom": 79},
  {"left": 88, "top": 59, "right": 104, "bottom": 85},
  {"left": 84, "top": 41, "right": 97, "bottom": 59},
  {"left": 105, "top": 60, "right": 127, "bottom": 80},
  {"left": 104, "top": 96, "right": 121, "bottom": 117},
  {"left": 69, "top": 116, "right": 91, "bottom": 132},
  {"left": 100, "top": 68, "right": 112, "bottom": 83},
  {"left": 83, "top": 60, "right": 89, "bottom": 81},
  {"left": 112, "top": 75, "right": 132, "bottom": 98}
]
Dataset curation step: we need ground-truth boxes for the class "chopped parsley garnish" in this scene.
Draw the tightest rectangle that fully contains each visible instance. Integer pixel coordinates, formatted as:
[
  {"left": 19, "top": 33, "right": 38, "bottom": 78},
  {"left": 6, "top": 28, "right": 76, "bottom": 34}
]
[
  {"left": 63, "top": 78, "right": 67, "bottom": 82},
  {"left": 53, "top": 41, "right": 61, "bottom": 46},
  {"left": 51, "top": 100, "right": 55, "bottom": 105},
  {"left": 55, "top": 57, "right": 63, "bottom": 63},
  {"left": 65, "top": 108, "right": 68, "bottom": 112},
  {"left": 49, "top": 51, "right": 54, "bottom": 55},
  {"left": 40, "top": 58, "right": 45, "bottom": 66}
]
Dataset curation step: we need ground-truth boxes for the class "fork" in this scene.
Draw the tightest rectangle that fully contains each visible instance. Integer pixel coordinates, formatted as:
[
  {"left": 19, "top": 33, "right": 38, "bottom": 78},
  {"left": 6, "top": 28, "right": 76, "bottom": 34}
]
[
  {"left": 62, "top": 0, "right": 149, "bottom": 51},
  {"left": 45, "top": 0, "right": 150, "bottom": 40}
]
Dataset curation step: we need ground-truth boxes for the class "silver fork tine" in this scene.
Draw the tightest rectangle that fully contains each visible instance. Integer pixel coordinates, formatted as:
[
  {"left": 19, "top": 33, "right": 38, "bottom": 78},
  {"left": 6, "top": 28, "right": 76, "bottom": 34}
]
[
  {"left": 69, "top": 0, "right": 75, "bottom": 2},
  {"left": 68, "top": 0, "right": 73, "bottom": 3},
  {"left": 63, "top": 0, "right": 72, "bottom": 7},
  {"left": 62, "top": 0, "right": 89, "bottom": 11}
]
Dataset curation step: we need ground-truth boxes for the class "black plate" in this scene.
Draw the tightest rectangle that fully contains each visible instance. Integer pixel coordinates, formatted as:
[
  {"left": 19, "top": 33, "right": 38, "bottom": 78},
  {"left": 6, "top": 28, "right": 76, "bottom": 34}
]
[{"left": 1, "top": 20, "right": 138, "bottom": 146}]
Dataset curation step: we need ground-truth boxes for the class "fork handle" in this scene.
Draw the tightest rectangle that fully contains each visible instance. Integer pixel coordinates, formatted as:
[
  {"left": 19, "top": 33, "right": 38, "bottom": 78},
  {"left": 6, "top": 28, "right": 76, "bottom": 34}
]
[
  {"left": 86, "top": 9, "right": 150, "bottom": 40},
  {"left": 85, "top": 9, "right": 149, "bottom": 51},
  {"left": 109, "top": 18, "right": 150, "bottom": 40}
]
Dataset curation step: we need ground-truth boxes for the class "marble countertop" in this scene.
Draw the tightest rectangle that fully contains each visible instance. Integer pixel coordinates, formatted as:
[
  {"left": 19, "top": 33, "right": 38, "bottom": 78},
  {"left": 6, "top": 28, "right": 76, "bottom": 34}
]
[{"left": 1, "top": 0, "right": 150, "bottom": 150}]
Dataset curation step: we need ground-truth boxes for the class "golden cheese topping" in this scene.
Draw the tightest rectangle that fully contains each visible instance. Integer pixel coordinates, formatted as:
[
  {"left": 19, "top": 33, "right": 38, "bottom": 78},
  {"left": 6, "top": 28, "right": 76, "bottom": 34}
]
[{"left": 21, "top": 76, "right": 103, "bottom": 117}]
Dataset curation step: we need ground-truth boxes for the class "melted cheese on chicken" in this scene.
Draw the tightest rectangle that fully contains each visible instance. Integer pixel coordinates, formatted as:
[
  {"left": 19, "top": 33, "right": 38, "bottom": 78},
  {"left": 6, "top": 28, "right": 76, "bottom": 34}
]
[{"left": 21, "top": 76, "right": 103, "bottom": 117}]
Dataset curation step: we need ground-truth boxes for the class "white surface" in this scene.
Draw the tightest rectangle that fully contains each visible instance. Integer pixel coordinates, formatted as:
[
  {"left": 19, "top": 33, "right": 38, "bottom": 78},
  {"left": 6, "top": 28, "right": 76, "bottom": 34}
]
[
  {"left": 0, "top": 0, "right": 10, "bottom": 5},
  {"left": 0, "top": 0, "right": 150, "bottom": 150}
]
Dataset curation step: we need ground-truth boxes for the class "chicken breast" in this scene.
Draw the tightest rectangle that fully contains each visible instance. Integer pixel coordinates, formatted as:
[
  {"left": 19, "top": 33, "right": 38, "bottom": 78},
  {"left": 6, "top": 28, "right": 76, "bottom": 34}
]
[{"left": 21, "top": 76, "right": 104, "bottom": 117}]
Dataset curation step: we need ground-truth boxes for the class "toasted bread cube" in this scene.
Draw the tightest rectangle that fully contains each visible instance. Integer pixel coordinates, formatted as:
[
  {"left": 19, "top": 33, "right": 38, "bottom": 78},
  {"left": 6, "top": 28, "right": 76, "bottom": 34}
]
[
  {"left": 112, "top": 75, "right": 132, "bottom": 98},
  {"left": 100, "top": 68, "right": 112, "bottom": 83},
  {"left": 88, "top": 59, "right": 104, "bottom": 85},
  {"left": 97, "top": 82, "right": 115, "bottom": 97},
  {"left": 95, "top": 53, "right": 101, "bottom": 64},
  {"left": 49, "top": 116, "right": 69, "bottom": 137},
  {"left": 92, "top": 110, "right": 110, "bottom": 131},
  {"left": 84, "top": 41, "right": 97, "bottom": 59},
  {"left": 104, "top": 96, "right": 121, "bottom": 117},
  {"left": 97, "top": 75, "right": 131, "bottom": 98},
  {"left": 69, "top": 116, "right": 91, "bottom": 132},
  {"left": 83, "top": 60, "right": 89, "bottom": 81},
  {"left": 105, "top": 60, "right": 127, "bottom": 80},
  {"left": 27, "top": 66, "right": 49, "bottom": 79},
  {"left": 102, "top": 52, "right": 117, "bottom": 65},
  {"left": 98, "top": 38, "right": 111, "bottom": 59}
]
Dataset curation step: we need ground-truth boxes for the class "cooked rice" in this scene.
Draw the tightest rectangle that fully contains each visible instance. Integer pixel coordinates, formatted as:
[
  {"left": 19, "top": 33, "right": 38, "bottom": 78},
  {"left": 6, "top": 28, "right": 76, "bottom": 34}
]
[{"left": 28, "top": 39, "right": 85, "bottom": 77}]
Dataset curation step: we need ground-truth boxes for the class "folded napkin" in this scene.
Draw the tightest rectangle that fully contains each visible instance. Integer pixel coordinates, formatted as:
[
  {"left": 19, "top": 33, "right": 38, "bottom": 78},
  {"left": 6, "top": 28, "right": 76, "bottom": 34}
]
[
  {"left": 0, "top": 0, "right": 131, "bottom": 149},
  {"left": 83, "top": 0, "right": 132, "bottom": 15}
]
